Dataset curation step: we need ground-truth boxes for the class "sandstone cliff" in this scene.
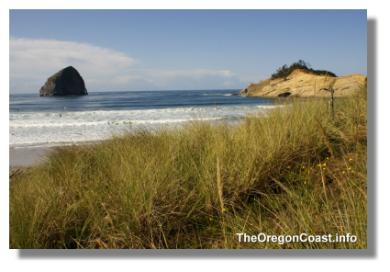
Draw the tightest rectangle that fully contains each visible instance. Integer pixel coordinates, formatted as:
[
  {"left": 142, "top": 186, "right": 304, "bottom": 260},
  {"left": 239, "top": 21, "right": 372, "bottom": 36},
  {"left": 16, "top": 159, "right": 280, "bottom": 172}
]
[{"left": 241, "top": 69, "right": 366, "bottom": 98}]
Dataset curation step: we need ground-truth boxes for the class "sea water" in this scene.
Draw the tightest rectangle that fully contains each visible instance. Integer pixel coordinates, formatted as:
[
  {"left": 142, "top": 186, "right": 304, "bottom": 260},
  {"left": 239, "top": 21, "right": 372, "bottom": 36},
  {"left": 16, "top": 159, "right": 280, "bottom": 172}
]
[{"left": 10, "top": 90, "right": 275, "bottom": 147}]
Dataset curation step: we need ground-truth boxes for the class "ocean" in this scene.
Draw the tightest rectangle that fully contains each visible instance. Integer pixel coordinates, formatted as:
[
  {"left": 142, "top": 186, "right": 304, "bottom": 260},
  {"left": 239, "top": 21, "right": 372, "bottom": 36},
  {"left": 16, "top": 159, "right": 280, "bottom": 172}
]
[{"left": 10, "top": 90, "right": 275, "bottom": 148}]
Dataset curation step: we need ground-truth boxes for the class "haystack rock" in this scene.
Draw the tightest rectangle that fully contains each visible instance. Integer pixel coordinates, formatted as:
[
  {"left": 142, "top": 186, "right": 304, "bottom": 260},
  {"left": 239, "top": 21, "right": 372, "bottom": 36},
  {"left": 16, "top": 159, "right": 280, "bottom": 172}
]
[
  {"left": 39, "top": 66, "right": 88, "bottom": 96},
  {"left": 240, "top": 69, "right": 367, "bottom": 98}
]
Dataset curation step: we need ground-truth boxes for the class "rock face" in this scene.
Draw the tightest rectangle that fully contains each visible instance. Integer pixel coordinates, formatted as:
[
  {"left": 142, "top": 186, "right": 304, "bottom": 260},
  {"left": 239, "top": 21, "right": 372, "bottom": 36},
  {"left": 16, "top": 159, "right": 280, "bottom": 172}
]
[
  {"left": 240, "top": 69, "right": 367, "bottom": 98},
  {"left": 39, "top": 66, "right": 88, "bottom": 96}
]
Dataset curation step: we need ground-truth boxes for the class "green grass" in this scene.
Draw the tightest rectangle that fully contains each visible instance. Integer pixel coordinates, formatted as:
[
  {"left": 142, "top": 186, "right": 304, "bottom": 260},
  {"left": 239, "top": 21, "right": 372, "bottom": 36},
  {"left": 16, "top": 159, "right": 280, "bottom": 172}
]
[{"left": 9, "top": 89, "right": 367, "bottom": 249}]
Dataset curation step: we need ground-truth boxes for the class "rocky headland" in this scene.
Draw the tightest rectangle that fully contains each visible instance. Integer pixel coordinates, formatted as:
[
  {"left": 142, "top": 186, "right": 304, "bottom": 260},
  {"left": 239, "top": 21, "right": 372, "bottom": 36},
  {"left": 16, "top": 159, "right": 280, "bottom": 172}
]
[{"left": 241, "top": 68, "right": 366, "bottom": 98}]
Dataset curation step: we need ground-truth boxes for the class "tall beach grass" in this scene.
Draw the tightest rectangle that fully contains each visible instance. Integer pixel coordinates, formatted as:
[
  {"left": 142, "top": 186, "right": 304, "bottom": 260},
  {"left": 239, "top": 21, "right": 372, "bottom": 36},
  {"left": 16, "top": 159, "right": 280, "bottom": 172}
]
[{"left": 10, "top": 89, "right": 367, "bottom": 249}]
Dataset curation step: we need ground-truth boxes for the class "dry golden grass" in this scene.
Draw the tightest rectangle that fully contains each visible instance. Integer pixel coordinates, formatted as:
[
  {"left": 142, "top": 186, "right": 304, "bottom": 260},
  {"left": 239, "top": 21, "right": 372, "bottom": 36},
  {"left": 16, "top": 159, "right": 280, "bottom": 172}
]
[{"left": 10, "top": 88, "right": 367, "bottom": 249}]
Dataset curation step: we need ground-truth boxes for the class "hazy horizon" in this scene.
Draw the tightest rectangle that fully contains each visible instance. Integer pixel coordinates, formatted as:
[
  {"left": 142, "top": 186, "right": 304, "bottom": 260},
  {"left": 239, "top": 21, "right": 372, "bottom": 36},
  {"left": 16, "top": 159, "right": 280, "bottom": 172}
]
[
  {"left": 10, "top": 10, "right": 367, "bottom": 94},
  {"left": 11, "top": 88, "right": 243, "bottom": 96}
]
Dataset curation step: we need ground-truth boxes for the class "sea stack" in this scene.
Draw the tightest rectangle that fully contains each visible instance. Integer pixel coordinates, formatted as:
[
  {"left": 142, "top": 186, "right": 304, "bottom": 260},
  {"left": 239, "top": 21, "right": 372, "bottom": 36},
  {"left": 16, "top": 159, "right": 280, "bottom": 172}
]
[{"left": 39, "top": 66, "right": 88, "bottom": 96}]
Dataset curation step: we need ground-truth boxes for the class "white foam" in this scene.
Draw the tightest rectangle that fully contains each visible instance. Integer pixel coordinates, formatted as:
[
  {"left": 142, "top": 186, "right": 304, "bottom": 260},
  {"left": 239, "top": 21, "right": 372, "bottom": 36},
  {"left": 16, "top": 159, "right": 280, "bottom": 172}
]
[{"left": 9, "top": 105, "right": 276, "bottom": 147}]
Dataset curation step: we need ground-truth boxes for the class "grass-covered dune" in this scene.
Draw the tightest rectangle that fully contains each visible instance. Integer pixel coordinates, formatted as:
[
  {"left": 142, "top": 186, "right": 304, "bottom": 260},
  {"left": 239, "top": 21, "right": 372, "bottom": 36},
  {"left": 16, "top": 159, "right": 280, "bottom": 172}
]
[{"left": 10, "top": 89, "right": 367, "bottom": 249}]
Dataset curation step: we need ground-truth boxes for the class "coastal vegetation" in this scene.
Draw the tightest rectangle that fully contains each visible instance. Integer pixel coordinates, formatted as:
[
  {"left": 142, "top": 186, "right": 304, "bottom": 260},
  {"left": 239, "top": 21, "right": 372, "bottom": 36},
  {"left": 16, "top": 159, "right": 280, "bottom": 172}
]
[
  {"left": 270, "top": 60, "right": 337, "bottom": 80},
  {"left": 10, "top": 87, "right": 367, "bottom": 249}
]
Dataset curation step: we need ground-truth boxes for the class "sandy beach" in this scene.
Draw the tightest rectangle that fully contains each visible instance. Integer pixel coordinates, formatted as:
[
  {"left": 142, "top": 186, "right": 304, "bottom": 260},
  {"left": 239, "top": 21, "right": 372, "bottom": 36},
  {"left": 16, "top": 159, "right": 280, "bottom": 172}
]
[{"left": 9, "top": 146, "right": 52, "bottom": 168}]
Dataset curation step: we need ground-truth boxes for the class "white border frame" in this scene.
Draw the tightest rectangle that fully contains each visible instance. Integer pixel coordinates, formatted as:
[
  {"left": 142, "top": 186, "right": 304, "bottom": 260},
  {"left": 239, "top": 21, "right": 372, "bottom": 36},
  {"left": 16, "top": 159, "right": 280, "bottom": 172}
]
[{"left": 2, "top": 1, "right": 389, "bottom": 271}]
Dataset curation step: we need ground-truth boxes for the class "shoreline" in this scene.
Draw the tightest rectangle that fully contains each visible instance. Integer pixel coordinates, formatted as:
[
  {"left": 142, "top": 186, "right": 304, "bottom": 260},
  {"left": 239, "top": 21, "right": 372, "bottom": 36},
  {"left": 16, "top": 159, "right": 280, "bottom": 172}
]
[{"left": 8, "top": 116, "right": 267, "bottom": 168}]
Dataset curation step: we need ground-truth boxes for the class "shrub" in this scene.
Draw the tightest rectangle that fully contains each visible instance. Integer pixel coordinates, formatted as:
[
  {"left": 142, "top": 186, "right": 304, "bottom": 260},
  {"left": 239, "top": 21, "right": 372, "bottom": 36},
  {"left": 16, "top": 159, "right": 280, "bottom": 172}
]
[{"left": 271, "top": 60, "right": 337, "bottom": 79}]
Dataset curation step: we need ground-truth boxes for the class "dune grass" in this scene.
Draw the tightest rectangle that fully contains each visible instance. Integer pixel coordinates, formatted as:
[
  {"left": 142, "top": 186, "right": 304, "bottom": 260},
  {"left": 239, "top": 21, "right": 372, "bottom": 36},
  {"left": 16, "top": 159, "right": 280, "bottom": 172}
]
[{"left": 10, "top": 89, "right": 367, "bottom": 249}]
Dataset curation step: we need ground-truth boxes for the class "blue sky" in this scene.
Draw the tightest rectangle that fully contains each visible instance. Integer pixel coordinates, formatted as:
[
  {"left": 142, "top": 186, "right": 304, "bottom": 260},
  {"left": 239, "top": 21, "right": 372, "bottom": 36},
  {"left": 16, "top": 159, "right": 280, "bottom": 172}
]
[{"left": 10, "top": 10, "right": 367, "bottom": 93}]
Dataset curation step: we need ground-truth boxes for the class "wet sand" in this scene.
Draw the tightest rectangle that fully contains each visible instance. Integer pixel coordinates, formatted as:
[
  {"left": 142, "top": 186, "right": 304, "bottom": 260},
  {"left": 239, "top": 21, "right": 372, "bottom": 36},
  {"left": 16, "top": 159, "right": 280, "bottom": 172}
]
[{"left": 9, "top": 146, "right": 53, "bottom": 168}]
